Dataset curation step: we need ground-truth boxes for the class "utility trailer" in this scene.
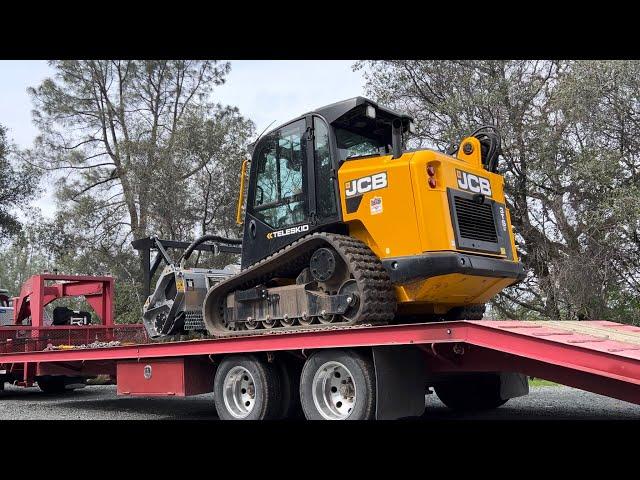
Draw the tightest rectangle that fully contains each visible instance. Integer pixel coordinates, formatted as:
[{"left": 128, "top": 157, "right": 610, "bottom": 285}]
[{"left": 1, "top": 273, "right": 639, "bottom": 419}]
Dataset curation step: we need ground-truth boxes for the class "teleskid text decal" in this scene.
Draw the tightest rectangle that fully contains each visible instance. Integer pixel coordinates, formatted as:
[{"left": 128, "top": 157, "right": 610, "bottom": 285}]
[{"left": 266, "top": 224, "right": 310, "bottom": 240}]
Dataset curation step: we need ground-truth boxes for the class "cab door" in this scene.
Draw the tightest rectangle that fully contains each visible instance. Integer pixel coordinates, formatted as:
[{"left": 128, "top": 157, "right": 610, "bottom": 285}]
[
  {"left": 242, "top": 118, "right": 311, "bottom": 268},
  {"left": 310, "top": 115, "right": 341, "bottom": 225}
]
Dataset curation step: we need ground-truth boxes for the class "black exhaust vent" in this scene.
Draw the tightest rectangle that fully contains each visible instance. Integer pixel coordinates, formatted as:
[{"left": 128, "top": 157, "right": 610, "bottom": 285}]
[{"left": 453, "top": 196, "right": 498, "bottom": 244}]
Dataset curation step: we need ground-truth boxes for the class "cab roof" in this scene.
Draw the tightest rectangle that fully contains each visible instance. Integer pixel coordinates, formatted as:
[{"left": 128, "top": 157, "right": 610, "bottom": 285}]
[
  {"left": 311, "top": 96, "right": 413, "bottom": 125},
  {"left": 249, "top": 97, "right": 413, "bottom": 154}
]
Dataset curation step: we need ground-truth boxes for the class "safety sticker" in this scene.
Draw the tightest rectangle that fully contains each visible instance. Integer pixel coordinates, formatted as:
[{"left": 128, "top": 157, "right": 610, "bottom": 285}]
[{"left": 370, "top": 196, "right": 383, "bottom": 215}]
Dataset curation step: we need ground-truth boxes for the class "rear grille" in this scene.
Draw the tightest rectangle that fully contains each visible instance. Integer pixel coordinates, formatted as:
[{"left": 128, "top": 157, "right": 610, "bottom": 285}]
[{"left": 453, "top": 196, "right": 498, "bottom": 243}]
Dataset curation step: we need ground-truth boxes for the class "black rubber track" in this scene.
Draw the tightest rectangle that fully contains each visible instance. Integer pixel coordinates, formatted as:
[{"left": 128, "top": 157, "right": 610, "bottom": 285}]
[{"left": 203, "top": 233, "right": 396, "bottom": 337}]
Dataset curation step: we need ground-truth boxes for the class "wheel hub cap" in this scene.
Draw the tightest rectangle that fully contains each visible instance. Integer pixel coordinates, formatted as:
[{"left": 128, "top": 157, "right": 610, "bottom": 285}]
[
  {"left": 222, "top": 366, "right": 256, "bottom": 419},
  {"left": 312, "top": 361, "right": 357, "bottom": 420}
]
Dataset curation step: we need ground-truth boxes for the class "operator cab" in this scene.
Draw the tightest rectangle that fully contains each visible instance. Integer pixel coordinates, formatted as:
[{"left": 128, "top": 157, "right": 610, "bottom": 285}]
[{"left": 242, "top": 97, "right": 414, "bottom": 268}]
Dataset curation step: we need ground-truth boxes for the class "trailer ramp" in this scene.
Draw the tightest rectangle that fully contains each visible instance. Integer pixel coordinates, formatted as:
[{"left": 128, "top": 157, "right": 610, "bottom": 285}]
[{"left": 426, "top": 320, "right": 640, "bottom": 405}]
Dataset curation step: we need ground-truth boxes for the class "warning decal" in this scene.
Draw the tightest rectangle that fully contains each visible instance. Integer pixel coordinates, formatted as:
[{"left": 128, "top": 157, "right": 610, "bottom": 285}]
[{"left": 370, "top": 196, "right": 383, "bottom": 215}]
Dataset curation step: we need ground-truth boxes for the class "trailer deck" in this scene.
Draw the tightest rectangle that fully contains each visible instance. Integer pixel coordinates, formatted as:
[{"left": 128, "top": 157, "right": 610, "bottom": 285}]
[{"left": 1, "top": 319, "right": 640, "bottom": 406}]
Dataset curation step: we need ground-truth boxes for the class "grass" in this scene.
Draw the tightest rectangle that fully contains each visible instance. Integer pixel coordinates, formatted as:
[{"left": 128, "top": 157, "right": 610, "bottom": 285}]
[
  {"left": 529, "top": 377, "right": 559, "bottom": 387},
  {"left": 86, "top": 374, "right": 113, "bottom": 385}
]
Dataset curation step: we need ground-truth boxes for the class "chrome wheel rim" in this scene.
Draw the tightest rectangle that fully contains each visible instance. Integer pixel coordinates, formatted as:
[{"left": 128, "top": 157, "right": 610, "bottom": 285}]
[
  {"left": 222, "top": 366, "right": 256, "bottom": 419},
  {"left": 312, "top": 361, "right": 356, "bottom": 420}
]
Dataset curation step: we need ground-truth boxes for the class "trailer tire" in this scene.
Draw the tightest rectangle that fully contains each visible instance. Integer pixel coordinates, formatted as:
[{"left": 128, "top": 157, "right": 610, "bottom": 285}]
[
  {"left": 434, "top": 373, "right": 508, "bottom": 412},
  {"left": 300, "top": 349, "right": 376, "bottom": 420},
  {"left": 277, "top": 354, "right": 303, "bottom": 419},
  {"left": 213, "top": 354, "right": 282, "bottom": 420},
  {"left": 37, "top": 376, "right": 66, "bottom": 394}
]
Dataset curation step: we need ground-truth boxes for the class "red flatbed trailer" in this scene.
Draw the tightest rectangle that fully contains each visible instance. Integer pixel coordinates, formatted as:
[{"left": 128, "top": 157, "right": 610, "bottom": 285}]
[
  {"left": 2, "top": 274, "right": 640, "bottom": 419},
  {"left": 2, "top": 318, "right": 640, "bottom": 417}
]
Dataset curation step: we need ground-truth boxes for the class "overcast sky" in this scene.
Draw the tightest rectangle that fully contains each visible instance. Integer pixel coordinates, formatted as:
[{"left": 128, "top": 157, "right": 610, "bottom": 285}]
[{"left": 0, "top": 60, "right": 367, "bottom": 217}]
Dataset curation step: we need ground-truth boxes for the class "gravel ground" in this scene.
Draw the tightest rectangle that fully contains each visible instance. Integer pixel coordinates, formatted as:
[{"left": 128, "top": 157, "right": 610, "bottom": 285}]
[{"left": 0, "top": 384, "right": 638, "bottom": 420}]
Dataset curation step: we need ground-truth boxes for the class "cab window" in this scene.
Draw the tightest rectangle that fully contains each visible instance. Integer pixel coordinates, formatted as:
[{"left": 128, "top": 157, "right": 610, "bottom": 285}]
[
  {"left": 253, "top": 120, "right": 307, "bottom": 228},
  {"left": 314, "top": 117, "right": 337, "bottom": 218},
  {"left": 334, "top": 128, "right": 388, "bottom": 161}
]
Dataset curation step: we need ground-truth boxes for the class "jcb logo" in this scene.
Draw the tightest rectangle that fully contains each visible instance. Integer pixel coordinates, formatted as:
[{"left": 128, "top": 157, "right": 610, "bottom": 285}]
[
  {"left": 345, "top": 172, "right": 387, "bottom": 198},
  {"left": 456, "top": 170, "right": 492, "bottom": 196}
]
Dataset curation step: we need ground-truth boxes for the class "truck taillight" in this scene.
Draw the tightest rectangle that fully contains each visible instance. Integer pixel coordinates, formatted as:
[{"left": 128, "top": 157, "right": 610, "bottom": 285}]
[{"left": 428, "top": 177, "right": 437, "bottom": 188}]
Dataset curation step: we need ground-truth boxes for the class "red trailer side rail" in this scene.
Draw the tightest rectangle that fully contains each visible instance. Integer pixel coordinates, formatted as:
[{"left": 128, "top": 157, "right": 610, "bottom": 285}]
[{"left": 1, "top": 319, "right": 640, "bottom": 405}]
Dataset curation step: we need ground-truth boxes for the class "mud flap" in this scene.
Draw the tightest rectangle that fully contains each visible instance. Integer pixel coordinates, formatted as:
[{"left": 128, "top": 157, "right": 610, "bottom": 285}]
[
  {"left": 372, "top": 346, "right": 428, "bottom": 420},
  {"left": 499, "top": 372, "right": 529, "bottom": 400}
]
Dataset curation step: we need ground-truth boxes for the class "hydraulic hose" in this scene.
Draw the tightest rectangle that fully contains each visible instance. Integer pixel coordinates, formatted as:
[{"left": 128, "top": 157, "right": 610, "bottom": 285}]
[
  {"left": 179, "top": 234, "right": 242, "bottom": 266},
  {"left": 470, "top": 125, "right": 502, "bottom": 173}
]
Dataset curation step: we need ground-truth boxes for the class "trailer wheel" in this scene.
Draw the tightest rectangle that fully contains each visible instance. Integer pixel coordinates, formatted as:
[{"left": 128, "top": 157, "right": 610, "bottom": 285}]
[
  {"left": 213, "top": 354, "right": 282, "bottom": 420},
  {"left": 434, "top": 373, "right": 508, "bottom": 412},
  {"left": 37, "top": 376, "right": 66, "bottom": 394},
  {"left": 300, "top": 349, "right": 376, "bottom": 420}
]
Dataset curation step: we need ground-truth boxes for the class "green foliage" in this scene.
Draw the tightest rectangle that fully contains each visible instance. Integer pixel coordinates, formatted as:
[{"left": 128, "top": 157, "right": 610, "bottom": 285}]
[
  {"left": 529, "top": 378, "right": 559, "bottom": 387},
  {"left": 16, "top": 60, "right": 253, "bottom": 323},
  {"left": 0, "top": 125, "right": 40, "bottom": 240},
  {"left": 357, "top": 60, "right": 640, "bottom": 323},
  {"left": 0, "top": 221, "right": 50, "bottom": 295}
]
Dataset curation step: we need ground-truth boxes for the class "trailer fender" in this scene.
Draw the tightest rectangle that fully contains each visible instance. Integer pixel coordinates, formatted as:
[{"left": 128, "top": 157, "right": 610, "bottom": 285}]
[
  {"left": 499, "top": 372, "right": 529, "bottom": 400},
  {"left": 372, "top": 345, "right": 429, "bottom": 420}
]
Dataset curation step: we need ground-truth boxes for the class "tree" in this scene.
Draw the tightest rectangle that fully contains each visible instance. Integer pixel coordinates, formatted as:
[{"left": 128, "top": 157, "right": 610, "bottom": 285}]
[
  {"left": 0, "top": 125, "right": 39, "bottom": 240},
  {"left": 0, "top": 218, "right": 49, "bottom": 294},
  {"left": 356, "top": 60, "right": 640, "bottom": 323},
  {"left": 28, "top": 60, "right": 253, "bottom": 267},
  {"left": 25, "top": 61, "right": 254, "bottom": 321}
]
